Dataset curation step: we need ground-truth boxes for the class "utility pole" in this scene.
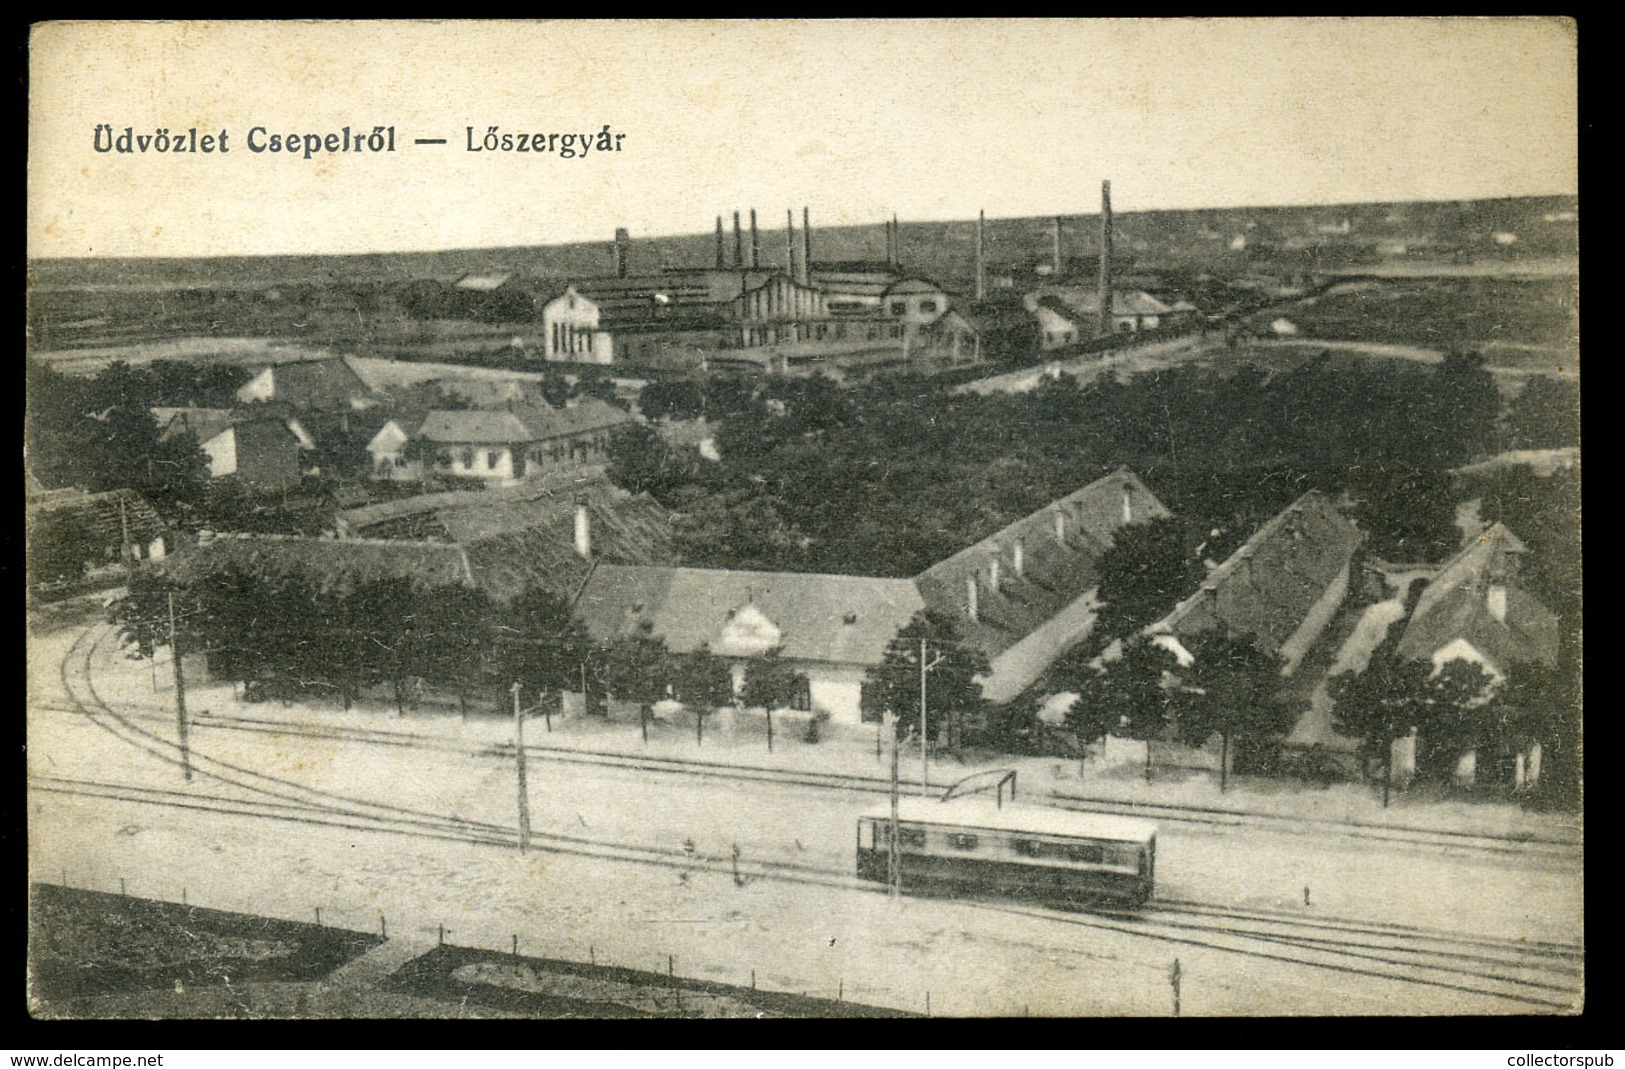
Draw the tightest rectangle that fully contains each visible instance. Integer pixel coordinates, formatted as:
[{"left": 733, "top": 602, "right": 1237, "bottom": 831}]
[
  {"left": 919, "top": 638, "right": 944, "bottom": 788},
  {"left": 888, "top": 711, "right": 901, "bottom": 899},
  {"left": 512, "top": 683, "right": 531, "bottom": 854},
  {"left": 168, "top": 593, "right": 191, "bottom": 782}
]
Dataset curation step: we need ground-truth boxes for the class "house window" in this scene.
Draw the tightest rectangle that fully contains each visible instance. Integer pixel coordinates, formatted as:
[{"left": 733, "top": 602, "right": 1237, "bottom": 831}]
[
  {"left": 920, "top": 300, "right": 937, "bottom": 314},
  {"left": 791, "top": 677, "right": 812, "bottom": 712},
  {"left": 437, "top": 450, "right": 452, "bottom": 469},
  {"left": 891, "top": 301, "right": 907, "bottom": 316},
  {"left": 461, "top": 448, "right": 475, "bottom": 468},
  {"left": 487, "top": 451, "right": 500, "bottom": 469}
]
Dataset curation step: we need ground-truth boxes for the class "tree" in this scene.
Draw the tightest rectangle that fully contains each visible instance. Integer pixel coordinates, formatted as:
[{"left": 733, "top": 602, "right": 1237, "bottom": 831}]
[
  {"left": 739, "top": 647, "right": 804, "bottom": 711},
  {"left": 861, "top": 612, "right": 988, "bottom": 750},
  {"left": 490, "top": 588, "right": 594, "bottom": 711},
  {"left": 1329, "top": 654, "right": 1435, "bottom": 805},
  {"left": 1089, "top": 517, "right": 1205, "bottom": 648},
  {"left": 1504, "top": 376, "right": 1580, "bottom": 451},
  {"left": 1347, "top": 466, "right": 1461, "bottom": 563},
  {"left": 1165, "top": 630, "right": 1289, "bottom": 790},
  {"left": 1412, "top": 659, "right": 1499, "bottom": 784},
  {"left": 601, "top": 628, "right": 674, "bottom": 727},
  {"left": 109, "top": 570, "right": 176, "bottom": 659},
  {"left": 1100, "top": 637, "right": 1180, "bottom": 781},
  {"left": 638, "top": 379, "right": 706, "bottom": 423},
  {"left": 673, "top": 643, "right": 734, "bottom": 710},
  {"left": 605, "top": 422, "right": 672, "bottom": 495}
]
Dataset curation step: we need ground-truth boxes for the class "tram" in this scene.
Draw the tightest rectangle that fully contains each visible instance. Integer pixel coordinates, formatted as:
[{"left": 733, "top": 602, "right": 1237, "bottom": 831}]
[{"left": 856, "top": 797, "right": 1157, "bottom": 907}]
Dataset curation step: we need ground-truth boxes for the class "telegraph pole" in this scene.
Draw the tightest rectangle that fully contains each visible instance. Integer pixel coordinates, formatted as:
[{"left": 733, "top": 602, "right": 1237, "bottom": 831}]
[
  {"left": 919, "top": 638, "right": 944, "bottom": 788},
  {"left": 888, "top": 711, "right": 901, "bottom": 898},
  {"left": 168, "top": 593, "right": 191, "bottom": 782},
  {"left": 512, "top": 683, "right": 531, "bottom": 854}
]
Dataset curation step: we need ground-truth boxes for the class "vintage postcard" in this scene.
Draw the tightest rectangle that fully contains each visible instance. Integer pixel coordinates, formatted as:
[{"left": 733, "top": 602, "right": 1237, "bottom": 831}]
[{"left": 25, "top": 19, "right": 1580, "bottom": 1020}]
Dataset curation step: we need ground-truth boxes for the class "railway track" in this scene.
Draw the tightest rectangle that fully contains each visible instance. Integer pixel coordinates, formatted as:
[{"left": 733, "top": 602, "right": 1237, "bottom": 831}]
[
  {"left": 34, "top": 650, "right": 1581, "bottom": 863},
  {"left": 34, "top": 623, "right": 1585, "bottom": 1013}
]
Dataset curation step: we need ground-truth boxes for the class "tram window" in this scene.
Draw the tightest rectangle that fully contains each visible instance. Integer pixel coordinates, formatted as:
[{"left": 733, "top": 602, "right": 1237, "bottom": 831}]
[
  {"left": 1105, "top": 846, "right": 1139, "bottom": 867},
  {"left": 1067, "top": 843, "right": 1105, "bottom": 864},
  {"left": 947, "top": 833, "right": 979, "bottom": 852},
  {"left": 897, "top": 828, "right": 927, "bottom": 849},
  {"left": 1014, "top": 839, "right": 1041, "bottom": 857}
]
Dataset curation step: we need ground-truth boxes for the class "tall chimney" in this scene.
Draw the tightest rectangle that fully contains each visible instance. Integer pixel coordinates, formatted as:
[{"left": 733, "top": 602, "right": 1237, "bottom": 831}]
[
  {"left": 786, "top": 209, "right": 796, "bottom": 278},
  {"left": 890, "top": 215, "right": 900, "bottom": 268},
  {"left": 574, "top": 499, "right": 592, "bottom": 559},
  {"left": 733, "top": 211, "right": 744, "bottom": 269},
  {"left": 614, "top": 227, "right": 630, "bottom": 279},
  {"left": 1053, "top": 216, "right": 1064, "bottom": 276},
  {"left": 975, "top": 210, "right": 986, "bottom": 301},
  {"left": 716, "top": 215, "right": 725, "bottom": 269},
  {"left": 1013, "top": 539, "right": 1025, "bottom": 579},
  {"left": 750, "top": 209, "right": 760, "bottom": 269},
  {"left": 802, "top": 206, "right": 813, "bottom": 282},
  {"left": 1099, "top": 180, "right": 1114, "bottom": 337},
  {"left": 1122, "top": 482, "right": 1134, "bottom": 525},
  {"left": 966, "top": 575, "right": 979, "bottom": 622}
]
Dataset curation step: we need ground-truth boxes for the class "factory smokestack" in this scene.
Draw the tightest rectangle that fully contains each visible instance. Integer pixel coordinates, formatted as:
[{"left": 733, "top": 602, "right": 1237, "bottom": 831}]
[
  {"left": 890, "top": 214, "right": 900, "bottom": 269},
  {"left": 715, "top": 216, "right": 725, "bottom": 269},
  {"left": 614, "top": 227, "right": 630, "bottom": 279},
  {"left": 733, "top": 211, "right": 744, "bottom": 269},
  {"left": 1099, "top": 181, "right": 1114, "bottom": 337},
  {"left": 1053, "top": 216, "right": 1063, "bottom": 276},
  {"left": 802, "top": 206, "right": 813, "bottom": 284},
  {"left": 786, "top": 209, "right": 796, "bottom": 278},
  {"left": 750, "top": 209, "right": 760, "bottom": 269},
  {"left": 975, "top": 210, "right": 986, "bottom": 301}
]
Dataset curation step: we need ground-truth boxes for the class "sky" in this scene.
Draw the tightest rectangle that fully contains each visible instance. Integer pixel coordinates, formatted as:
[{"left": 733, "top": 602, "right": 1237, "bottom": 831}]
[{"left": 28, "top": 19, "right": 1579, "bottom": 259}]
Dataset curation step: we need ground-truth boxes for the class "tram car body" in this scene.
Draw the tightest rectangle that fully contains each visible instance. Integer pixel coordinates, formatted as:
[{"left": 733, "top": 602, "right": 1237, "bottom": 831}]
[{"left": 856, "top": 798, "right": 1157, "bottom": 907}]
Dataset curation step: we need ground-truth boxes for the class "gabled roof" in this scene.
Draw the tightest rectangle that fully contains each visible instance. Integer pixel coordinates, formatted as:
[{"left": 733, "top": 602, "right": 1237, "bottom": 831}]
[
  {"left": 577, "top": 565, "right": 923, "bottom": 666},
  {"left": 27, "top": 487, "right": 166, "bottom": 546},
  {"left": 417, "top": 409, "right": 533, "bottom": 444},
  {"left": 335, "top": 473, "right": 677, "bottom": 602},
  {"left": 1151, "top": 491, "right": 1363, "bottom": 657},
  {"left": 454, "top": 272, "right": 517, "bottom": 291},
  {"left": 880, "top": 278, "right": 947, "bottom": 298},
  {"left": 242, "top": 357, "right": 373, "bottom": 409},
  {"left": 1394, "top": 523, "right": 1559, "bottom": 672},
  {"left": 915, "top": 469, "right": 1171, "bottom": 659},
  {"left": 159, "top": 533, "right": 475, "bottom": 597},
  {"left": 153, "top": 407, "right": 237, "bottom": 445},
  {"left": 414, "top": 399, "right": 630, "bottom": 445}
]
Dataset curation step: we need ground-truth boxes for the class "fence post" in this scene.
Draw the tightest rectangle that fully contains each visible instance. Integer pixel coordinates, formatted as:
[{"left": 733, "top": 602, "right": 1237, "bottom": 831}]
[
  {"left": 315, "top": 907, "right": 322, "bottom": 927},
  {"left": 439, "top": 924, "right": 445, "bottom": 946},
  {"left": 381, "top": 914, "right": 387, "bottom": 939}
]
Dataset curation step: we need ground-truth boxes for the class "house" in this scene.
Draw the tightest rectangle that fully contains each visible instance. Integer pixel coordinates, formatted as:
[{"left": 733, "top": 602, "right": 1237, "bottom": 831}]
[
  {"left": 1025, "top": 286, "right": 1194, "bottom": 337},
  {"left": 915, "top": 469, "right": 1172, "bottom": 702},
  {"left": 735, "top": 272, "right": 829, "bottom": 347},
  {"left": 153, "top": 407, "right": 303, "bottom": 488},
  {"left": 1148, "top": 491, "right": 1364, "bottom": 676},
  {"left": 1029, "top": 295, "right": 1089, "bottom": 350},
  {"left": 1393, "top": 523, "right": 1559, "bottom": 681},
  {"left": 364, "top": 411, "right": 429, "bottom": 481},
  {"left": 335, "top": 473, "right": 677, "bottom": 603},
  {"left": 538, "top": 286, "right": 616, "bottom": 364},
  {"left": 235, "top": 357, "right": 376, "bottom": 411},
  {"left": 159, "top": 531, "right": 477, "bottom": 600},
  {"left": 410, "top": 398, "right": 635, "bottom": 485},
  {"left": 576, "top": 565, "right": 925, "bottom": 722},
  {"left": 26, "top": 487, "right": 168, "bottom": 585}
]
